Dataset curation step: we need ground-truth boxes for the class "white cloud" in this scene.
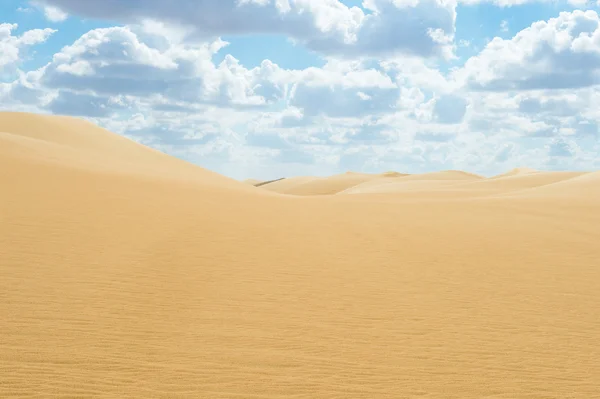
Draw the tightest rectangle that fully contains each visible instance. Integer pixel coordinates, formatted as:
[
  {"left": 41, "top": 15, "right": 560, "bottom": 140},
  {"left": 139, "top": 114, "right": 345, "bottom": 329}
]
[
  {"left": 380, "top": 56, "right": 455, "bottom": 93},
  {"left": 458, "top": 0, "right": 553, "bottom": 6},
  {"left": 3, "top": 8, "right": 600, "bottom": 180},
  {"left": 458, "top": 10, "right": 600, "bottom": 91},
  {"left": 32, "top": 25, "right": 286, "bottom": 111},
  {"left": 0, "top": 23, "right": 56, "bottom": 72},
  {"left": 37, "top": 0, "right": 457, "bottom": 58},
  {"left": 42, "top": 5, "right": 68, "bottom": 22},
  {"left": 567, "top": 0, "right": 589, "bottom": 7},
  {"left": 26, "top": 26, "right": 408, "bottom": 121},
  {"left": 27, "top": 1, "right": 69, "bottom": 22}
]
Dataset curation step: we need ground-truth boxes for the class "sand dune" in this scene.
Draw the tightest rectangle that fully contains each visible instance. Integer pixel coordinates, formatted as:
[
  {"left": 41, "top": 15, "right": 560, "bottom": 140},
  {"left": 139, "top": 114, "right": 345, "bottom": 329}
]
[
  {"left": 342, "top": 171, "right": 587, "bottom": 197},
  {"left": 496, "top": 170, "right": 600, "bottom": 201},
  {"left": 398, "top": 170, "right": 483, "bottom": 180},
  {"left": 2, "top": 112, "right": 600, "bottom": 398},
  {"left": 261, "top": 172, "right": 409, "bottom": 196},
  {"left": 340, "top": 178, "right": 463, "bottom": 195},
  {"left": 337, "top": 170, "right": 480, "bottom": 195},
  {"left": 455, "top": 171, "right": 588, "bottom": 195},
  {"left": 0, "top": 112, "right": 259, "bottom": 193},
  {"left": 491, "top": 167, "right": 538, "bottom": 179}
]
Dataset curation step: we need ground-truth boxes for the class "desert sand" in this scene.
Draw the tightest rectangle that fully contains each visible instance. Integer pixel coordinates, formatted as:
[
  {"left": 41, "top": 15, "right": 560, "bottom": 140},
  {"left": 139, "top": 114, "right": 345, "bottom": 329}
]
[
  {"left": 260, "top": 172, "right": 409, "bottom": 196},
  {"left": 1, "top": 112, "right": 599, "bottom": 398}
]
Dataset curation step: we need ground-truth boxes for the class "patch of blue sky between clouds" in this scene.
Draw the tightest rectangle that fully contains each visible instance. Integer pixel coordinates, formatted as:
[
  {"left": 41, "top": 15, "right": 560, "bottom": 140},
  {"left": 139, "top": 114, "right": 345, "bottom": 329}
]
[
  {"left": 3, "top": 0, "right": 115, "bottom": 73},
  {"left": 213, "top": 34, "right": 326, "bottom": 70},
  {"left": 452, "top": 2, "right": 572, "bottom": 66}
]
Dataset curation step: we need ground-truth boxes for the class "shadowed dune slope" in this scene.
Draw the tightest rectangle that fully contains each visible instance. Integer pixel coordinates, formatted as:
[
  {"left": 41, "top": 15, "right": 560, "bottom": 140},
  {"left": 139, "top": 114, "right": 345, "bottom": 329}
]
[{"left": 2, "top": 112, "right": 600, "bottom": 398}]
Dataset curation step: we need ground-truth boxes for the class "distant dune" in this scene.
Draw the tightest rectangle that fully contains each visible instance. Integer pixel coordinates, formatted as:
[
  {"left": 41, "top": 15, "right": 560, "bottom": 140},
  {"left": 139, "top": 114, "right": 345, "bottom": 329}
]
[
  {"left": 397, "top": 170, "right": 484, "bottom": 181},
  {"left": 261, "top": 172, "right": 409, "bottom": 196},
  {"left": 495, "top": 170, "right": 600, "bottom": 201},
  {"left": 2, "top": 112, "right": 600, "bottom": 398},
  {"left": 457, "top": 171, "right": 587, "bottom": 193},
  {"left": 338, "top": 170, "right": 589, "bottom": 198},
  {"left": 337, "top": 171, "right": 482, "bottom": 196},
  {"left": 491, "top": 167, "right": 538, "bottom": 179}
]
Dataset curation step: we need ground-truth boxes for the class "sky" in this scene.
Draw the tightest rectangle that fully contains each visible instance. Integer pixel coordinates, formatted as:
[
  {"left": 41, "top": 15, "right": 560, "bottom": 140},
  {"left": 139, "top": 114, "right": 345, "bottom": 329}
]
[{"left": 2, "top": 0, "right": 600, "bottom": 180}]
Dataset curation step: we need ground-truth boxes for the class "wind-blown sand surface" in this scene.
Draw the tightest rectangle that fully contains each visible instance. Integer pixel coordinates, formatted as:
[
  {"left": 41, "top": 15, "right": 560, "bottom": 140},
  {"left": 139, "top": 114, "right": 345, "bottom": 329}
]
[{"left": 2, "top": 112, "right": 600, "bottom": 398}]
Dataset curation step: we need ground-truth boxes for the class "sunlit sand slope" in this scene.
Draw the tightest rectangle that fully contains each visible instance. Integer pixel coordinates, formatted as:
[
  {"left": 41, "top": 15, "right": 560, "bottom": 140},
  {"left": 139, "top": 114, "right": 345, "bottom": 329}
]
[
  {"left": 0, "top": 112, "right": 259, "bottom": 192},
  {"left": 261, "top": 172, "right": 410, "bottom": 196},
  {"left": 342, "top": 171, "right": 588, "bottom": 198},
  {"left": 2, "top": 112, "right": 600, "bottom": 398},
  {"left": 338, "top": 170, "right": 481, "bottom": 195},
  {"left": 498, "top": 170, "right": 600, "bottom": 201},
  {"left": 398, "top": 170, "right": 483, "bottom": 180},
  {"left": 491, "top": 167, "right": 538, "bottom": 179}
]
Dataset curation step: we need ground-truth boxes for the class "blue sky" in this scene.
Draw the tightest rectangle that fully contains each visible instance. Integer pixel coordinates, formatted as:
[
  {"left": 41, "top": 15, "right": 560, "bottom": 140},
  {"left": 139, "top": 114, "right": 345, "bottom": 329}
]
[{"left": 2, "top": 0, "right": 600, "bottom": 180}]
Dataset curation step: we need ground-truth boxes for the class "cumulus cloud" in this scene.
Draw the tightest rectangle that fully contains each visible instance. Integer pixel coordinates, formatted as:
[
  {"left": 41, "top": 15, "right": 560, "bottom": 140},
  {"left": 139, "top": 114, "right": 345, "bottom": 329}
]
[
  {"left": 3, "top": 6, "right": 600, "bottom": 179},
  {"left": 548, "top": 137, "right": 577, "bottom": 157},
  {"left": 459, "top": 10, "right": 600, "bottom": 91},
  {"left": 45, "top": 7, "right": 68, "bottom": 22},
  {"left": 37, "top": 0, "right": 456, "bottom": 58},
  {"left": 289, "top": 64, "right": 399, "bottom": 117},
  {"left": 0, "top": 23, "right": 55, "bottom": 71},
  {"left": 27, "top": 25, "right": 293, "bottom": 116},
  {"left": 457, "top": 0, "right": 570, "bottom": 6},
  {"left": 18, "top": 24, "right": 414, "bottom": 121},
  {"left": 517, "top": 93, "right": 582, "bottom": 117}
]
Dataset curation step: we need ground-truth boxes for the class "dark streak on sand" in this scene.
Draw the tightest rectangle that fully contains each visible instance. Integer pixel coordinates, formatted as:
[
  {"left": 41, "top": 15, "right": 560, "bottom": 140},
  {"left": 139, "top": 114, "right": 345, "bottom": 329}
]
[{"left": 255, "top": 178, "right": 285, "bottom": 187}]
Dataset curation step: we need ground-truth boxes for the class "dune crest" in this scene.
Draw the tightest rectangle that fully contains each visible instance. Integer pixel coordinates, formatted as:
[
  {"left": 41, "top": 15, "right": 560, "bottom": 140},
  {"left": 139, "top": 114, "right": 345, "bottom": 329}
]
[
  {"left": 497, "top": 170, "right": 600, "bottom": 200},
  {"left": 259, "top": 172, "right": 408, "bottom": 196},
  {"left": 491, "top": 167, "right": 538, "bottom": 179},
  {"left": 2, "top": 113, "right": 600, "bottom": 398},
  {"left": 0, "top": 112, "right": 262, "bottom": 193},
  {"left": 398, "top": 170, "right": 484, "bottom": 180}
]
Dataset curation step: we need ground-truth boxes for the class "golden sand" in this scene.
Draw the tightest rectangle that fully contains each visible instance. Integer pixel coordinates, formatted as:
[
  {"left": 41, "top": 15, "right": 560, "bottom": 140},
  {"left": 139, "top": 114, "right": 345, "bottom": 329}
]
[
  {"left": 2, "top": 112, "right": 599, "bottom": 398},
  {"left": 261, "top": 172, "right": 410, "bottom": 196}
]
